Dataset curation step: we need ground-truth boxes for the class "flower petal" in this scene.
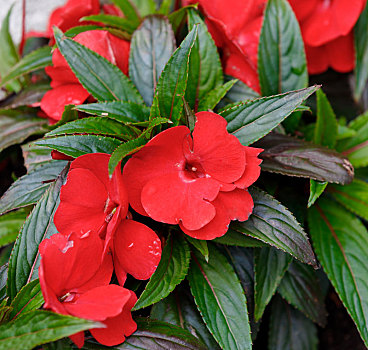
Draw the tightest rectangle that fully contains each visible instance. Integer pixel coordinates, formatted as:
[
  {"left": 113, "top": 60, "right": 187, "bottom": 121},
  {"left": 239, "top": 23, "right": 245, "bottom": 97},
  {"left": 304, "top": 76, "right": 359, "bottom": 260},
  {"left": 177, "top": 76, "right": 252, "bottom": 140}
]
[
  {"left": 327, "top": 32, "right": 355, "bottom": 73},
  {"left": 305, "top": 44, "right": 329, "bottom": 75},
  {"left": 69, "top": 332, "right": 85, "bottom": 349},
  {"left": 234, "top": 147, "right": 263, "bottom": 189}
]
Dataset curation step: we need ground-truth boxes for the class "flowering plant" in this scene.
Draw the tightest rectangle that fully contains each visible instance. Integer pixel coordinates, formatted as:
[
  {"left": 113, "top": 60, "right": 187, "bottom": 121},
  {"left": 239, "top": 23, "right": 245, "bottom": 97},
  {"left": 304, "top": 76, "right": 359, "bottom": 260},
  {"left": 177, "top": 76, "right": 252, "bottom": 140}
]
[{"left": 0, "top": 0, "right": 367, "bottom": 349}]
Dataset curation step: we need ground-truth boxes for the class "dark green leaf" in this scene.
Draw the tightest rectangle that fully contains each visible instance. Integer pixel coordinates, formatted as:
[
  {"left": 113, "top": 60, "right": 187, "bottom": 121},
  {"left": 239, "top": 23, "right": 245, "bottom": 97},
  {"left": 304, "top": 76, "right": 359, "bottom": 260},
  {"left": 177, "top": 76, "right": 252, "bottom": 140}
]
[
  {"left": 8, "top": 279, "right": 44, "bottom": 321},
  {"left": 234, "top": 187, "right": 317, "bottom": 267},
  {"left": 75, "top": 101, "right": 150, "bottom": 123},
  {"left": 220, "top": 76, "right": 260, "bottom": 106},
  {"left": 0, "top": 265, "right": 7, "bottom": 302},
  {"left": 256, "top": 133, "right": 354, "bottom": 184},
  {"left": 269, "top": 296, "right": 318, "bottom": 350},
  {"left": 21, "top": 142, "right": 52, "bottom": 172},
  {"left": 0, "top": 310, "right": 101, "bottom": 350},
  {"left": 133, "top": 234, "right": 190, "bottom": 310},
  {"left": 0, "top": 111, "right": 47, "bottom": 152},
  {"left": 129, "top": 16, "right": 175, "bottom": 106},
  {"left": 82, "top": 15, "right": 137, "bottom": 34},
  {"left": 213, "top": 228, "right": 266, "bottom": 248},
  {"left": 0, "top": 161, "right": 67, "bottom": 215},
  {"left": 354, "top": 2, "right": 368, "bottom": 102},
  {"left": 110, "top": 0, "right": 140, "bottom": 24},
  {"left": 0, "top": 209, "right": 28, "bottom": 247},
  {"left": 330, "top": 178, "right": 368, "bottom": 222},
  {"left": 309, "top": 198, "right": 368, "bottom": 346},
  {"left": 64, "top": 25, "right": 101, "bottom": 38},
  {"left": 168, "top": 5, "right": 197, "bottom": 34},
  {"left": 155, "top": 26, "right": 198, "bottom": 125},
  {"left": 7, "top": 169, "right": 67, "bottom": 300},
  {"left": 308, "top": 180, "right": 327, "bottom": 208},
  {"left": 186, "top": 237, "right": 208, "bottom": 262},
  {"left": 220, "top": 86, "right": 318, "bottom": 146},
  {"left": 186, "top": 10, "right": 223, "bottom": 111},
  {"left": 182, "top": 97, "right": 196, "bottom": 132},
  {"left": 254, "top": 247, "right": 291, "bottom": 321},
  {"left": 54, "top": 28, "right": 143, "bottom": 104},
  {"left": 0, "top": 46, "right": 52, "bottom": 88},
  {"left": 278, "top": 261, "right": 326, "bottom": 326},
  {"left": 188, "top": 244, "right": 252, "bottom": 350},
  {"left": 34, "top": 135, "right": 121, "bottom": 158}
]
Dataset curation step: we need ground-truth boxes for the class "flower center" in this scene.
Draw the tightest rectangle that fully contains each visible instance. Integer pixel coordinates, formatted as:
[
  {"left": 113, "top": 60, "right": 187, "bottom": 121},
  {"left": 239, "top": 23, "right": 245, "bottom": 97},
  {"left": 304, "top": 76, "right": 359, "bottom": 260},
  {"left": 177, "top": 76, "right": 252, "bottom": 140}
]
[{"left": 58, "top": 292, "right": 76, "bottom": 303}]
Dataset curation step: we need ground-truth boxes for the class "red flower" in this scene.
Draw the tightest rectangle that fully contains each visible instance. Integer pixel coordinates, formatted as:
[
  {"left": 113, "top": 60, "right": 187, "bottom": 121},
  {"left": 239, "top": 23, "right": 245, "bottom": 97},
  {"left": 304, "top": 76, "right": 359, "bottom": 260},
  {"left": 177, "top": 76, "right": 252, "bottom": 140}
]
[
  {"left": 123, "top": 112, "right": 262, "bottom": 240},
  {"left": 39, "top": 232, "right": 137, "bottom": 347},
  {"left": 40, "top": 30, "right": 130, "bottom": 123},
  {"left": 54, "top": 153, "right": 161, "bottom": 285},
  {"left": 182, "top": 0, "right": 266, "bottom": 92},
  {"left": 288, "top": 0, "right": 366, "bottom": 74}
]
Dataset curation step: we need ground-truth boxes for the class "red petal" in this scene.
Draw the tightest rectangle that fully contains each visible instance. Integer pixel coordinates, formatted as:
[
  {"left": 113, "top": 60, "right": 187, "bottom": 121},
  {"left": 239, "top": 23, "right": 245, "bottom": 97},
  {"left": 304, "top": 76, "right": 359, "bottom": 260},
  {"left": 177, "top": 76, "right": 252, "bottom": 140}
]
[
  {"left": 40, "top": 84, "right": 89, "bottom": 121},
  {"left": 113, "top": 220, "right": 161, "bottom": 282},
  {"left": 51, "top": 150, "right": 74, "bottom": 161},
  {"left": 142, "top": 172, "right": 220, "bottom": 230},
  {"left": 288, "top": 0, "right": 318, "bottom": 22},
  {"left": 327, "top": 32, "right": 355, "bottom": 73},
  {"left": 69, "top": 332, "right": 85, "bottom": 349},
  {"left": 234, "top": 147, "right": 263, "bottom": 189},
  {"left": 123, "top": 126, "right": 190, "bottom": 215},
  {"left": 180, "top": 189, "right": 254, "bottom": 240},
  {"left": 45, "top": 66, "right": 79, "bottom": 87},
  {"left": 90, "top": 290, "right": 137, "bottom": 346},
  {"left": 191, "top": 112, "right": 246, "bottom": 183},
  {"left": 305, "top": 44, "right": 329, "bottom": 75}
]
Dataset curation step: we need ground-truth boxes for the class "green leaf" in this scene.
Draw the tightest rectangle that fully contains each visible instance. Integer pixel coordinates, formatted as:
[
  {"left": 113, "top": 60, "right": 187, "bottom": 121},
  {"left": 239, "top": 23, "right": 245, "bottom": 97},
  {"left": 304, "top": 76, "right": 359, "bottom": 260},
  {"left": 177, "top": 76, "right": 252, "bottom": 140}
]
[
  {"left": 256, "top": 133, "right": 354, "bottom": 184},
  {"left": 34, "top": 135, "right": 121, "bottom": 158},
  {"left": 220, "top": 86, "right": 318, "bottom": 146},
  {"left": 53, "top": 28, "right": 143, "bottom": 104},
  {"left": 0, "top": 310, "right": 101, "bottom": 350},
  {"left": 269, "top": 296, "right": 318, "bottom": 350},
  {"left": 186, "top": 237, "right": 208, "bottom": 262},
  {"left": 0, "top": 111, "right": 47, "bottom": 153},
  {"left": 110, "top": 0, "right": 140, "bottom": 23},
  {"left": 64, "top": 25, "right": 101, "bottom": 38},
  {"left": 8, "top": 279, "right": 44, "bottom": 321},
  {"left": 82, "top": 15, "right": 137, "bottom": 34},
  {"left": 254, "top": 247, "right": 291, "bottom": 322},
  {"left": 133, "top": 234, "right": 190, "bottom": 310},
  {"left": 0, "top": 265, "right": 7, "bottom": 302},
  {"left": 309, "top": 198, "right": 368, "bottom": 346},
  {"left": 7, "top": 169, "right": 67, "bottom": 300},
  {"left": 330, "top": 178, "right": 368, "bottom": 221},
  {"left": 22, "top": 137, "right": 53, "bottom": 171},
  {"left": 0, "top": 161, "right": 68, "bottom": 216},
  {"left": 46, "top": 117, "right": 138, "bottom": 140},
  {"left": 188, "top": 243, "right": 252, "bottom": 350},
  {"left": 0, "top": 6, "right": 21, "bottom": 92},
  {"left": 258, "top": 0, "right": 307, "bottom": 96},
  {"left": 0, "top": 46, "right": 52, "bottom": 88},
  {"left": 198, "top": 79, "right": 237, "bottom": 112},
  {"left": 186, "top": 10, "right": 223, "bottom": 111},
  {"left": 354, "top": 2, "right": 368, "bottom": 101},
  {"left": 314, "top": 89, "right": 338, "bottom": 148},
  {"left": 234, "top": 187, "right": 317, "bottom": 267},
  {"left": 155, "top": 25, "right": 198, "bottom": 125},
  {"left": 278, "top": 261, "right": 326, "bottom": 326},
  {"left": 168, "top": 5, "right": 197, "bottom": 33},
  {"left": 308, "top": 180, "right": 327, "bottom": 208},
  {"left": 129, "top": 16, "right": 175, "bottom": 106},
  {"left": 220, "top": 75, "right": 260, "bottom": 106},
  {"left": 75, "top": 101, "right": 150, "bottom": 123},
  {"left": 213, "top": 228, "right": 266, "bottom": 248},
  {"left": 0, "top": 209, "right": 28, "bottom": 248},
  {"left": 128, "top": 0, "right": 156, "bottom": 17}
]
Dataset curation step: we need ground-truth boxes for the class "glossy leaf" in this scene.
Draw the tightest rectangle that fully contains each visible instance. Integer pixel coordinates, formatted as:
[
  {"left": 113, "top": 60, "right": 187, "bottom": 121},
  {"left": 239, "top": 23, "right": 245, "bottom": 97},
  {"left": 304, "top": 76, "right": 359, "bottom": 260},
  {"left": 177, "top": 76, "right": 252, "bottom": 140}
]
[
  {"left": 186, "top": 10, "right": 223, "bottom": 111},
  {"left": 155, "top": 26, "right": 197, "bottom": 125},
  {"left": 133, "top": 234, "right": 190, "bottom": 310},
  {"left": 0, "top": 310, "right": 101, "bottom": 349},
  {"left": 330, "top": 178, "right": 368, "bottom": 222},
  {"left": 34, "top": 135, "right": 121, "bottom": 158},
  {"left": 213, "top": 228, "right": 266, "bottom": 248},
  {"left": 234, "top": 187, "right": 317, "bottom": 267},
  {"left": 308, "top": 180, "right": 327, "bottom": 208},
  {"left": 309, "top": 198, "right": 368, "bottom": 346},
  {"left": 82, "top": 15, "right": 137, "bottom": 34},
  {"left": 0, "top": 209, "right": 28, "bottom": 248},
  {"left": 278, "top": 261, "right": 326, "bottom": 326},
  {"left": 188, "top": 244, "right": 252, "bottom": 350},
  {"left": 129, "top": 16, "right": 175, "bottom": 106},
  {"left": 269, "top": 296, "right": 318, "bottom": 350},
  {"left": 220, "top": 86, "right": 318, "bottom": 146},
  {"left": 256, "top": 133, "right": 354, "bottom": 184},
  {"left": 7, "top": 169, "right": 66, "bottom": 300},
  {"left": 0, "top": 46, "right": 52, "bottom": 88},
  {"left": 75, "top": 101, "right": 150, "bottom": 123},
  {"left": 54, "top": 28, "right": 143, "bottom": 104},
  {"left": 0, "top": 111, "right": 47, "bottom": 153},
  {"left": 254, "top": 247, "right": 292, "bottom": 321}
]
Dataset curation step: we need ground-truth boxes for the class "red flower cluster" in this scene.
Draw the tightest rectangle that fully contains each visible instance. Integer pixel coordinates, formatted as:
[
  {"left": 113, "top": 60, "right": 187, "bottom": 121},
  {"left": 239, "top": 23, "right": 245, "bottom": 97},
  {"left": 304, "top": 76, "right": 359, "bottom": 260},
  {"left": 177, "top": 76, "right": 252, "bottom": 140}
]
[
  {"left": 289, "top": 0, "right": 367, "bottom": 74},
  {"left": 39, "top": 154, "right": 162, "bottom": 347},
  {"left": 123, "top": 112, "right": 263, "bottom": 240},
  {"left": 40, "top": 30, "right": 130, "bottom": 123}
]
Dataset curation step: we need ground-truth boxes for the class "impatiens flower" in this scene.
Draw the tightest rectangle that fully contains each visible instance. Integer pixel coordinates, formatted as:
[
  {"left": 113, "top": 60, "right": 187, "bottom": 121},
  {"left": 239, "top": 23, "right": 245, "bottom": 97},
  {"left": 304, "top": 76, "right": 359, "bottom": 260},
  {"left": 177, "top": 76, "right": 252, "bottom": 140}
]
[
  {"left": 54, "top": 153, "right": 161, "bottom": 285},
  {"left": 39, "top": 232, "right": 137, "bottom": 347},
  {"left": 40, "top": 30, "right": 130, "bottom": 123},
  {"left": 182, "top": 0, "right": 267, "bottom": 92},
  {"left": 123, "top": 112, "right": 263, "bottom": 240},
  {"left": 288, "top": 0, "right": 366, "bottom": 74}
]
